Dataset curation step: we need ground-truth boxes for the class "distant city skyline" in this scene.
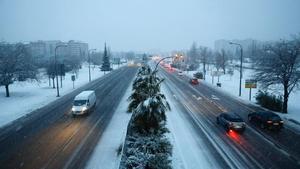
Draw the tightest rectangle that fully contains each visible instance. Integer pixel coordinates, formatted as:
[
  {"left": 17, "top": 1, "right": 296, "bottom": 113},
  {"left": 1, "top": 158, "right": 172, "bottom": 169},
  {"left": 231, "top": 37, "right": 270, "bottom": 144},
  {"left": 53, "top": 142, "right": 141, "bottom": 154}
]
[{"left": 1, "top": 0, "right": 299, "bottom": 52}]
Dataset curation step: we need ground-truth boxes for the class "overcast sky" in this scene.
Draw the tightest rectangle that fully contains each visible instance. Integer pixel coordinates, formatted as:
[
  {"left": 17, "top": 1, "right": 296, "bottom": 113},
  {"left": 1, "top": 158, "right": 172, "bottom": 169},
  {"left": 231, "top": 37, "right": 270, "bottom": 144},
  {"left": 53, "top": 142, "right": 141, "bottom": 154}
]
[{"left": 0, "top": 0, "right": 299, "bottom": 52}]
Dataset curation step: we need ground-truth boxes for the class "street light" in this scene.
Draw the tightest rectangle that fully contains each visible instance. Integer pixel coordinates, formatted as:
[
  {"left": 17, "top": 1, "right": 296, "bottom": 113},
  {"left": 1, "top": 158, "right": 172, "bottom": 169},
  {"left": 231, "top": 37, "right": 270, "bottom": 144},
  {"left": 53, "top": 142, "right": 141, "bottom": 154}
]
[
  {"left": 229, "top": 42, "right": 243, "bottom": 97},
  {"left": 55, "top": 44, "right": 68, "bottom": 97},
  {"left": 88, "top": 49, "right": 96, "bottom": 82},
  {"left": 153, "top": 54, "right": 183, "bottom": 73}
]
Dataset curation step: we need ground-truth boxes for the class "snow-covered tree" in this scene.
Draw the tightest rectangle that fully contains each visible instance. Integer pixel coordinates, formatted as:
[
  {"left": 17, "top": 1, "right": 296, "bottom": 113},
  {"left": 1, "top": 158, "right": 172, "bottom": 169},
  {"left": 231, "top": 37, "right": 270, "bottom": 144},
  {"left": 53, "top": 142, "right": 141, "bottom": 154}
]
[
  {"left": 131, "top": 94, "right": 170, "bottom": 133},
  {"left": 46, "top": 59, "right": 56, "bottom": 88},
  {"left": 254, "top": 37, "right": 300, "bottom": 113},
  {"left": 0, "top": 43, "right": 38, "bottom": 97},
  {"left": 122, "top": 129, "right": 172, "bottom": 169},
  {"left": 127, "top": 65, "right": 154, "bottom": 112},
  {"left": 187, "top": 42, "right": 199, "bottom": 70},
  {"left": 128, "top": 65, "right": 170, "bottom": 132},
  {"left": 215, "top": 49, "right": 228, "bottom": 74},
  {"left": 101, "top": 43, "right": 111, "bottom": 73},
  {"left": 121, "top": 64, "right": 172, "bottom": 169},
  {"left": 199, "top": 46, "right": 209, "bottom": 79}
]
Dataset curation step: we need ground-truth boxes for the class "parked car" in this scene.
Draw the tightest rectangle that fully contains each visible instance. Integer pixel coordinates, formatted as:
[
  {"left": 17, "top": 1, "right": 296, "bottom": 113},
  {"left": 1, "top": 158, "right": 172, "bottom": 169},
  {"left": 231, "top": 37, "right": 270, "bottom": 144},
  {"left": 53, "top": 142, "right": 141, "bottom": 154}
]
[
  {"left": 190, "top": 78, "right": 199, "bottom": 85},
  {"left": 72, "top": 90, "right": 96, "bottom": 116},
  {"left": 248, "top": 111, "right": 283, "bottom": 130},
  {"left": 217, "top": 112, "right": 246, "bottom": 133},
  {"left": 178, "top": 71, "right": 184, "bottom": 76}
]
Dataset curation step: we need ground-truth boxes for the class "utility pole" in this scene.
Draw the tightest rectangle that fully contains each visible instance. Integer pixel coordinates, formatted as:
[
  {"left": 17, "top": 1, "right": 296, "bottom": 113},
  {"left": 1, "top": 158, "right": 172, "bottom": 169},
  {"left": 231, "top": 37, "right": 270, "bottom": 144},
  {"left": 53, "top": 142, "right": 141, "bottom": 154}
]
[{"left": 229, "top": 42, "right": 243, "bottom": 97}]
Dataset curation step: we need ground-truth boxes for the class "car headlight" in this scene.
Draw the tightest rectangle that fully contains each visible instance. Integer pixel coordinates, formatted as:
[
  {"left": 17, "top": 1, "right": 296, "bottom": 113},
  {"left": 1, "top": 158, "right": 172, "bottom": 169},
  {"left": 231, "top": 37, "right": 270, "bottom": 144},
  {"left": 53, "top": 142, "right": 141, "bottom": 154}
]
[
  {"left": 82, "top": 106, "right": 87, "bottom": 111},
  {"left": 72, "top": 107, "right": 75, "bottom": 111}
]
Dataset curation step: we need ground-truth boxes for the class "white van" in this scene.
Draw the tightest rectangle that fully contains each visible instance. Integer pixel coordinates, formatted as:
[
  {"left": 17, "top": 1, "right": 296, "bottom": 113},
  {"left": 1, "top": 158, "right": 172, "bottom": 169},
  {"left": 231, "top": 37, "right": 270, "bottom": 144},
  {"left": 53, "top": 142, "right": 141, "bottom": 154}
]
[{"left": 72, "top": 90, "right": 96, "bottom": 116}]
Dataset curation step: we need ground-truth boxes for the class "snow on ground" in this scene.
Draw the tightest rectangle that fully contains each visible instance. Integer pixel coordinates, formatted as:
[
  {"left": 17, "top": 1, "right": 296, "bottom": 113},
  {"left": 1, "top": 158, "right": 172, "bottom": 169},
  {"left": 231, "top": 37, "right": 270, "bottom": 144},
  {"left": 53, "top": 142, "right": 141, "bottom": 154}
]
[
  {"left": 0, "top": 63, "right": 124, "bottom": 128},
  {"left": 183, "top": 64, "right": 300, "bottom": 123},
  {"left": 86, "top": 83, "right": 132, "bottom": 169},
  {"left": 161, "top": 84, "right": 222, "bottom": 169}
]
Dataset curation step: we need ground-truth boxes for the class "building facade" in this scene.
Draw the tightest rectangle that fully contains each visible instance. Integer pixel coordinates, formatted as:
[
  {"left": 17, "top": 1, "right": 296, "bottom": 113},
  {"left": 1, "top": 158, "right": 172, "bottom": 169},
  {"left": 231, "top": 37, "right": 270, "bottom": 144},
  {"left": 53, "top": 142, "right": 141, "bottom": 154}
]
[{"left": 28, "top": 40, "right": 88, "bottom": 63}]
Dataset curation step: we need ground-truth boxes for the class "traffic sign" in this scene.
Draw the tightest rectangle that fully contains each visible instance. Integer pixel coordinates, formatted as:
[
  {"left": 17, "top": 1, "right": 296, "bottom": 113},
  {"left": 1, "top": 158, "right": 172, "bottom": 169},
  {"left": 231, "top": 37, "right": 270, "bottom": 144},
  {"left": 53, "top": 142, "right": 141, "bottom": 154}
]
[
  {"left": 71, "top": 75, "right": 76, "bottom": 81},
  {"left": 245, "top": 79, "right": 257, "bottom": 88}
]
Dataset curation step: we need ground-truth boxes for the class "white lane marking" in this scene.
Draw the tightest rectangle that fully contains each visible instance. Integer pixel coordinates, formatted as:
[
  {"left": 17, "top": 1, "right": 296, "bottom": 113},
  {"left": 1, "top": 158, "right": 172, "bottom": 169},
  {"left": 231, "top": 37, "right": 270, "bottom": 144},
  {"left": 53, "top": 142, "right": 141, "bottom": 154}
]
[
  {"left": 192, "top": 94, "right": 196, "bottom": 98},
  {"left": 212, "top": 95, "right": 220, "bottom": 100},
  {"left": 16, "top": 125, "right": 23, "bottom": 132},
  {"left": 197, "top": 97, "right": 202, "bottom": 100}
]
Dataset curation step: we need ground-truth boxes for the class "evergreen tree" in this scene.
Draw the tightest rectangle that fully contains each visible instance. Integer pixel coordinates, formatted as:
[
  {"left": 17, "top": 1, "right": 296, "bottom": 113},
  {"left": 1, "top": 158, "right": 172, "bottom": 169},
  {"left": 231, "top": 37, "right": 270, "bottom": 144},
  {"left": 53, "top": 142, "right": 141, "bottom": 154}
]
[
  {"left": 121, "top": 64, "right": 172, "bottom": 169},
  {"left": 100, "top": 43, "right": 111, "bottom": 73},
  {"left": 128, "top": 64, "right": 170, "bottom": 133}
]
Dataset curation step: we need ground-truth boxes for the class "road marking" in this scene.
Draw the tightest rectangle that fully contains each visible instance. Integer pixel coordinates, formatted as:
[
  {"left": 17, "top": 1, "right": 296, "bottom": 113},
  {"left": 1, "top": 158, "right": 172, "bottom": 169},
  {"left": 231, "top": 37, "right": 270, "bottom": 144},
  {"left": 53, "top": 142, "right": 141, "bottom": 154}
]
[
  {"left": 197, "top": 97, "right": 202, "bottom": 100},
  {"left": 211, "top": 95, "right": 220, "bottom": 100},
  {"left": 16, "top": 125, "right": 23, "bottom": 132}
]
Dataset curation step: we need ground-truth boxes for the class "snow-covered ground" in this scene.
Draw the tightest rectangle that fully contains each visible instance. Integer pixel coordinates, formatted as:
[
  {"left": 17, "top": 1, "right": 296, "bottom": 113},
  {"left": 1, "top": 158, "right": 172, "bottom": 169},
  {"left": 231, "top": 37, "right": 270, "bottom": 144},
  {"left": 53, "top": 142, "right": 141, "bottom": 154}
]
[
  {"left": 161, "top": 84, "right": 222, "bottom": 169},
  {"left": 86, "top": 81, "right": 132, "bottom": 169},
  {"left": 184, "top": 64, "right": 300, "bottom": 123},
  {"left": 0, "top": 63, "right": 124, "bottom": 128}
]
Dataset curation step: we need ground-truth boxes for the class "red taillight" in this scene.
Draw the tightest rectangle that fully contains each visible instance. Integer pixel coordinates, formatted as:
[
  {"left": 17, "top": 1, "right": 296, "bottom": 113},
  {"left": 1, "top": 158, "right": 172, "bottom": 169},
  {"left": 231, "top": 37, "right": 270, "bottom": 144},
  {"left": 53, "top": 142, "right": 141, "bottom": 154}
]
[
  {"left": 229, "top": 129, "right": 233, "bottom": 132},
  {"left": 267, "top": 121, "right": 272, "bottom": 123}
]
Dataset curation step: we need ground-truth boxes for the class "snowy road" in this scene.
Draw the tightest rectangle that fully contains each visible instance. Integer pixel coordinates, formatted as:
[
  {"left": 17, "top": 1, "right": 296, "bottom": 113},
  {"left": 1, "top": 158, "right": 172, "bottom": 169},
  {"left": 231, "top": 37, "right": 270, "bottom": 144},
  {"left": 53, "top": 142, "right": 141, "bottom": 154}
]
[
  {"left": 0, "top": 67, "right": 137, "bottom": 169},
  {"left": 162, "top": 84, "right": 226, "bottom": 169},
  {"left": 159, "top": 67, "right": 300, "bottom": 169}
]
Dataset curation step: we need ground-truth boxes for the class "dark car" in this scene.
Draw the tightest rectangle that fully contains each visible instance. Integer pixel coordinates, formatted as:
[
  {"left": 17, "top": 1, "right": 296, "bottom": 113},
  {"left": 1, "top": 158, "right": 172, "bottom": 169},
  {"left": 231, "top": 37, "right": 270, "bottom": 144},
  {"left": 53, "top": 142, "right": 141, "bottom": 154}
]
[
  {"left": 217, "top": 112, "right": 246, "bottom": 133},
  {"left": 248, "top": 111, "right": 283, "bottom": 130},
  {"left": 190, "top": 78, "right": 199, "bottom": 85}
]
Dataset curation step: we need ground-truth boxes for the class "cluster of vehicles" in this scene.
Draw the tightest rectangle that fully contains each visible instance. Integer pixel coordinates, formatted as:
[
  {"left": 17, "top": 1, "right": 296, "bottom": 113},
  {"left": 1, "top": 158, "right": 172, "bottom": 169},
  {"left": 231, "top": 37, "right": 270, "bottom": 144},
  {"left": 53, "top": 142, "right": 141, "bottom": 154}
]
[
  {"left": 216, "top": 111, "right": 284, "bottom": 134},
  {"left": 173, "top": 69, "right": 285, "bottom": 134},
  {"left": 177, "top": 71, "right": 200, "bottom": 85}
]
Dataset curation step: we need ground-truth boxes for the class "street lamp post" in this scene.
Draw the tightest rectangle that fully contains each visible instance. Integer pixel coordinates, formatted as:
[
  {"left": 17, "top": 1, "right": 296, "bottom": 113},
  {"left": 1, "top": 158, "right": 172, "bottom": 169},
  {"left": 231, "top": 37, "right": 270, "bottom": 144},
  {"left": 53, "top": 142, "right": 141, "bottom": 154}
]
[
  {"left": 55, "top": 44, "right": 68, "bottom": 97},
  {"left": 153, "top": 54, "right": 183, "bottom": 74},
  {"left": 229, "top": 42, "right": 243, "bottom": 97},
  {"left": 154, "top": 56, "right": 173, "bottom": 72},
  {"left": 88, "top": 49, "right": 96, "bottom": 82}
]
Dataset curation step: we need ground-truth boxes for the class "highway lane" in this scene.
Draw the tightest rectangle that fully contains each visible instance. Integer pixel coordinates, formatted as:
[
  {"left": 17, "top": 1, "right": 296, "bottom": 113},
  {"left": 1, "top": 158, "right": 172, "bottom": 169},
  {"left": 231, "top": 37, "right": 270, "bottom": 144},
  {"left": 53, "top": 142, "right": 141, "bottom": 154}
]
[
  {"left": 159, "top": 67, "right": 300, "bottom": 169},
  {"left": 0, "top": 66, "right": 137, "bottom": 169},
  {"left": 192, "top": 77, "right": 300, "bottom": 161}
]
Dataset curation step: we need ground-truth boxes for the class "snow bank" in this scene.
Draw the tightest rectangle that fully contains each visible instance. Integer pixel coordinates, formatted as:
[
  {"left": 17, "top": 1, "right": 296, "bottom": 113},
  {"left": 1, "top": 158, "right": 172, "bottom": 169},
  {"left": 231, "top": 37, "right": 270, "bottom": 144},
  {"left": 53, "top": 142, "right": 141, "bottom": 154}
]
[
  {"left": 86, "top": 83, "right": 132, "bottom": 169},
  {"left": 161, "top": 84, "right": 222, "bottom": 169}
]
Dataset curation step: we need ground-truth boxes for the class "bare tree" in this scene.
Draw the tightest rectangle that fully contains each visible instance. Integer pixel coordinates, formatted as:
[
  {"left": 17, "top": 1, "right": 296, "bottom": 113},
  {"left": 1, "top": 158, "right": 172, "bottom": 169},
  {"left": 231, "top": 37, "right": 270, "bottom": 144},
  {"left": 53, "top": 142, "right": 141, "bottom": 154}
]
[
  {"left": 0, "top": 43, "right": 38, "bottom": 97},
  {"left": 187, "top": 42, "right": 199, "bottom": 70},
  {"left": 199, "top": 46, "right": 208, "bottom": 80},
  {"left": 215, "top": 51, "right": 222, "bottom": 72},
  {"left": 254, "top": 37, "right": 300, "bottom": 113},
  {"left": 46, "top": 59, "right": 56, "bottom": 88},
  {"left": 219, "top": 49, "right": 228, "bottom": 74}
]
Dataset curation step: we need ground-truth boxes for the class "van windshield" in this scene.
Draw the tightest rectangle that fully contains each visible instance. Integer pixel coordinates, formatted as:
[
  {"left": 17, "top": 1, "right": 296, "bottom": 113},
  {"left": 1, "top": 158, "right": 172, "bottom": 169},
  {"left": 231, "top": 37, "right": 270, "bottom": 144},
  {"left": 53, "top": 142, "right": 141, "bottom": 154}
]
[{"left": 73, "top": 100, "right": 87, "bottom": 106}]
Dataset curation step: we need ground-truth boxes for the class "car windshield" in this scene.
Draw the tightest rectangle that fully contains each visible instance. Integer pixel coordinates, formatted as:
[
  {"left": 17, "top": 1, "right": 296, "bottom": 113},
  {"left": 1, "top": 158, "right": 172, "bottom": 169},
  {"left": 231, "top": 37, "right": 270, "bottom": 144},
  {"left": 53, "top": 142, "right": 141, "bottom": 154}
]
[
  {"left": 230, "top": 118, "right": 243, "bottom": 122},
  {"left": 270, "top": 116, "right": 281, "bottom": 121},
  {"left": 73, "top": 100, "right": 87, "bottom": 106},
  {"left": 227, "top": 115, "right": 243, "bottom": 122}
]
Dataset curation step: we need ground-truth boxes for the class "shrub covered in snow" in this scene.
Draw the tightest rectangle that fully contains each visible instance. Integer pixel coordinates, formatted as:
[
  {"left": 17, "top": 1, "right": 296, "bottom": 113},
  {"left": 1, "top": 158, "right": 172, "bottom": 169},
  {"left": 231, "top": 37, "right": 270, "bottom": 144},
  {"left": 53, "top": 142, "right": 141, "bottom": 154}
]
[
  {"left": 122, "top": 132, "right": 172, "bottom": 169},
  {"left": 255, "top": 90, "right": 283, "bottom": 112}
]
